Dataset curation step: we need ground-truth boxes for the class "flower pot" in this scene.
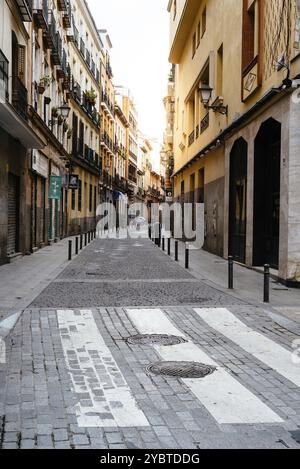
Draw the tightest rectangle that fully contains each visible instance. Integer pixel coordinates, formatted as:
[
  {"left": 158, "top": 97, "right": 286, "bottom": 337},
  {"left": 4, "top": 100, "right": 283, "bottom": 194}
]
[{"left": 38, "top": 85, "right": 45, "bottom": 95}]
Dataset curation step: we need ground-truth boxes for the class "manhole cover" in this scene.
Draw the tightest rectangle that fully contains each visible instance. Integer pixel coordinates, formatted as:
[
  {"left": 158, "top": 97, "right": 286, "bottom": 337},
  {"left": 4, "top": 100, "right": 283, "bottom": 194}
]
[
  {"left": 146, "top": 361, "right": 216, "bottom": 379},
  {"left": 126, "top": 334, "right": 187, "bottom": 346}
]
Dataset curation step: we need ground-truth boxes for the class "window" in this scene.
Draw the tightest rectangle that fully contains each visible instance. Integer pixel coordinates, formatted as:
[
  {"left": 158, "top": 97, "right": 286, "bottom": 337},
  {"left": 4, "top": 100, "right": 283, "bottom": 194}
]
[
  {"left": 78, "top": 179, "right": 82, "bottom": 212},
  {"left": 89, "top": 184, "right": 93, "bottom": 212},
  {"left": 192, "top": 33, "right": 196, "bottom": 58},
  {"left": 197, "top": 22, "right": 201, "bottom": 47},
  {"left": 242, "top": 0, "right": 257, "bottom": 71},
  {"left": 94, "top": 186, "right": 97, "bottom": 212},
  {"left": 181, "top": 181, "right": 185, "bottom": 198},
  {"left": 0, "top": 50, "right": 9, "bottom": 100},
  {"left": 217, "top": 44, "right": 224, "bottom": 96},
  {"left": 202, "top": 7, "right": 207, "bottom": 37},
  {"left": 173, "top": 0, "right": 177, "bottom": 20},
  {"left": 72, "top": 189, "right": 76, "bottom": 211}
]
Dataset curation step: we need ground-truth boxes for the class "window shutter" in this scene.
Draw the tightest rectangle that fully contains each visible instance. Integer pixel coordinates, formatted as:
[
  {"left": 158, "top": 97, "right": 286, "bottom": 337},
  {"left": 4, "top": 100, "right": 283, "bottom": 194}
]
[{"left": 18, "top": 45, "right": 26, "bottom": 83}]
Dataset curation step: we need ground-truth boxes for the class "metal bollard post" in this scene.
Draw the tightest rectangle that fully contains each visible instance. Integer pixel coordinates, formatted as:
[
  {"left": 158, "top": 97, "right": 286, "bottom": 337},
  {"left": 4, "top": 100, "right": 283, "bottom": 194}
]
[
  {"left": 68, "top": 240, "right": 72, "bottom": 261},
  {"left": 75, "top": 237, "right": 79, "bottom": 255},
  {"left": 264, "top": 264, "right": 270, "bottom": 303},
  {"left": 228, "top": 256, "right": 234, "bottom": 290},
  {"left": 80, "top": 234, "right": 83, "bottom": 250},
  {"left": 185, "top": 244, "right": 189, "bottom": 269},
  {"left": 158, "top": 224, "right": 162, "bottom": 248},
  {"left": 168, "top": 238, "right": 171, "bottom": 256},
  {"left": 88, "top": 232, "right": 91, "bottom": 243},
  {"left": 85, "top": 233, "right": 87, "bottom": 247},
  {"left": 162, "top": 237, "right": 165, "bottom": 252},
  {"left": 175, "top": 240, "right": 179, "bottom": 262},
  {"left": 148, "top": 226, "right": 151, "bottom": 239}
]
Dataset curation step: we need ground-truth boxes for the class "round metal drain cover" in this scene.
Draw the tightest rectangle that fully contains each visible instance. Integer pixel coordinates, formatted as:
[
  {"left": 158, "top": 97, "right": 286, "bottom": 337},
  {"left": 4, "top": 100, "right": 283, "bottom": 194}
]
[
  {"left": 126, "top": 334, "right": 187, "bottom": 347},
  {"left": 146, "top": 361, "right": 216, "bottom": 379}
]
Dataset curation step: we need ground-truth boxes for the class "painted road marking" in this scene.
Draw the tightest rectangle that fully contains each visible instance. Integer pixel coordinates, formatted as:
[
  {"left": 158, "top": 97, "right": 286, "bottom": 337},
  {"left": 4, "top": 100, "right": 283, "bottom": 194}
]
[
  {"left": 127, "top": 308, "right": 283, "bottom": 424},
  {"left": 194, "top": 308, "right": 300, "bottom": 388},
  {"left": 57, "top": 309, "right": 149, "bottom": 428}
]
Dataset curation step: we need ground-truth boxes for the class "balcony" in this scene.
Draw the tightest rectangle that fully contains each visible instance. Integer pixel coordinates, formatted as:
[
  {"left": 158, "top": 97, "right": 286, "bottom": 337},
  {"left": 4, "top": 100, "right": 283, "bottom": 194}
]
[
  {"left": 57, "top": 0, "right": 68, "bottom": 11},
  {"left": 188, "top": 130, "right": 195, "bottom": 147},
  {"left": 12, "top": 76, "right": 28, "bottom": 121},
  {"left": 113, "top": 174, "right": 127, "bottom": 192},
  {"left": 101, "top": 91, "right": 115, "bottom": 118},
  {"left": 43, "top": 11, "right": 55, "bottom": 49},
  {"left": 101, "top": 131, "right": 115, "bottom": 155},
  {"left": 200, "top": 112, "right": 209, "bottom": 134},
  {"left": 100, "top": 170, "right": 112, "bottom": 188},
  {"left": 51, "top": 32, "right": 63, "bottom": 66},
  {"left": 16, "top": 0, "right": 33, "bottom": 22},
  {"left": 106, "top": 61, "right": 113, "bottom": 79},
  {"left": 62, "top": 0, "right": 72, "bottom": 28},
  {"left": 80, "top": 38, "right": 85, "bottom": 58},
  {"left": 33, "top": 0, "right": 48, "bottom": 30},
  {"left": 0, "top": 48, "right": 45, "bottom": 149}
]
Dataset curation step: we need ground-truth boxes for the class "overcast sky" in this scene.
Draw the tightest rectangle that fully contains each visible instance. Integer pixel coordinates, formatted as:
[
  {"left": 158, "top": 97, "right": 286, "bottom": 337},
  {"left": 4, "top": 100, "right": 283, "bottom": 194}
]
[{"left": 87, "top": 0, "right": 170, "bottom": 148}]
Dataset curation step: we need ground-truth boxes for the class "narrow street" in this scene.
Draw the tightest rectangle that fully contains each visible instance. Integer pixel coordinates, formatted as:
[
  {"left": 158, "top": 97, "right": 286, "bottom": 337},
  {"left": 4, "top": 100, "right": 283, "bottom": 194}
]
[{"left": 0, "top": 237, "right": 300, "bottom": 449}]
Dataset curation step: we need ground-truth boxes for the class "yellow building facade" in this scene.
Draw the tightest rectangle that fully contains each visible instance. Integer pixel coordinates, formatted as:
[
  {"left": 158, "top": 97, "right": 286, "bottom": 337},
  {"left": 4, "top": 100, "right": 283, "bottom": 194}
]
[
  {"left": 67, "top": 0, "right": 102, "bottom": 235},
  {"left": 168, "top": 0, "right": 300, "bottom": 285}
]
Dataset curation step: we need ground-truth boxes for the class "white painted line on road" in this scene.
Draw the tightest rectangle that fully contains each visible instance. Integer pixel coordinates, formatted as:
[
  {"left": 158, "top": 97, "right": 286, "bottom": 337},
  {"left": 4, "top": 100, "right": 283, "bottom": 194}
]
[
  {"left": 127, "top": 308, "right": 283, "bottom": 424},
  {"left": 57, "top": 309, "right": 149, "bottom": 428},
  {"left": 195, "top": 308, "right": 300, "bottom": 387}
]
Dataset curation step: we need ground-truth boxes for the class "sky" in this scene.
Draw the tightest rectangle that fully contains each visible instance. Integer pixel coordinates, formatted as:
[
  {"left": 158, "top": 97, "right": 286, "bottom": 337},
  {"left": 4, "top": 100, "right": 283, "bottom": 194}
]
[{"left": 87, "top": 0, "right": 170, "bottom": 149}]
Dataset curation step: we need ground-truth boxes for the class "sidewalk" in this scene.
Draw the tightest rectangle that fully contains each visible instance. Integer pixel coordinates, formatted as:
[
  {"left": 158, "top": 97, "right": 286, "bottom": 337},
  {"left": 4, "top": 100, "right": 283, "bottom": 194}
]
[
  {"left": 0, "top": 237, "right": 79, "bottom": 335},
  {"left": 165, "top": 238, "right": 300, "bottom": 325}
]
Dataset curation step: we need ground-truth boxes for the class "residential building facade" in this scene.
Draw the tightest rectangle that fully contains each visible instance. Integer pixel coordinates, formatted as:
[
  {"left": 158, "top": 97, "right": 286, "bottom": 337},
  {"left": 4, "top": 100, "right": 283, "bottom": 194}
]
[
  {"left": 0, "top": 0, "right": 45, "bottom": 265},
  {"left": 68, "top": 0, "right": 102, "bottom": 235},
  {"left": 168, "top": 0, "right": 300, "bottom": 286}
]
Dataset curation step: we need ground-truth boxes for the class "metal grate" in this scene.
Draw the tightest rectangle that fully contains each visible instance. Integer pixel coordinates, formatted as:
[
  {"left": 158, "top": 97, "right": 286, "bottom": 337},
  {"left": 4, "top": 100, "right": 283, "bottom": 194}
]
[
  {"left": 126, "top": 334, "right": 187, "bottom": 347},
  {"left": 146, "top": 361, "right": 216, "bottom": 379}
]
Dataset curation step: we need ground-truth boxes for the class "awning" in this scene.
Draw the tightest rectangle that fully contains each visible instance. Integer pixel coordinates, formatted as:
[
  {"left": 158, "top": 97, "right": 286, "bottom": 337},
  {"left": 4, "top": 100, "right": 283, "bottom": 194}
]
[{"left": 0, "top": 101, "right": 45, "bottom": 149}]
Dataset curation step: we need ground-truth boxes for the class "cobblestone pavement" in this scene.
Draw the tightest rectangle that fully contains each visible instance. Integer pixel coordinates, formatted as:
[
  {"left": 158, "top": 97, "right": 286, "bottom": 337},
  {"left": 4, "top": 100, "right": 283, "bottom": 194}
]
[{"left": 0, "top": 238, "right": 300, "bottom": 449}]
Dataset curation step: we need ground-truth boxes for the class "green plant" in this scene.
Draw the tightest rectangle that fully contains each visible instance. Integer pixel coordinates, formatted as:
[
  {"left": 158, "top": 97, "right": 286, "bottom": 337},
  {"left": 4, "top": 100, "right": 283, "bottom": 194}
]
[
  {"left": 39, "top": 75, "right": 52, "bottom": 88},
  {"left": 86, "top": 88, "right": 97, "bottom": 104}
]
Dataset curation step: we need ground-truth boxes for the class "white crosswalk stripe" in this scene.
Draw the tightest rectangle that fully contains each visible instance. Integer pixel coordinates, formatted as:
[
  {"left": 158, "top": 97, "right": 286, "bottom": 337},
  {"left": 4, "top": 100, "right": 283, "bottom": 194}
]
[
  {"left": 57, "top": 309, "right": 149, "bottom": 428},
  {"left": 127, "top": 308, "right": 283, "bottom": 425},
  {"left": 194, "top": 308, "right": 300, "bottom": 388}
]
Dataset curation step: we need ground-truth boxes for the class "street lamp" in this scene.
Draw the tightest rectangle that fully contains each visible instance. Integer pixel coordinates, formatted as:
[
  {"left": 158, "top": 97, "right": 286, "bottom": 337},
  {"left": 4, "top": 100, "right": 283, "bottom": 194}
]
[
  {"left": 49, "top": 102, "right": 71, "bottom": 126},
  {"left": 199, "top": 84, "right": 228, "bottom": 115},
  {"left": 58, "top": 103, "right": 71, "bottom": 119}
]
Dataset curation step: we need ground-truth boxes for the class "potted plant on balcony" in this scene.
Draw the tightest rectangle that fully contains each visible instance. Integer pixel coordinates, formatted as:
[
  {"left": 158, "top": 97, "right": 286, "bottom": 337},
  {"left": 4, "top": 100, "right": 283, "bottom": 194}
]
[
  {"left": 67, "top": 129, "right": 73, "bottom": 139},
  {"left": 38, "top": 76, "right": 52, "bottom": 95},
  {"left": 86, "top": 89, "right": 97, "bottom": 106},
  {"left": 63, "top": 121, "right": 69, "bottom": 133}
]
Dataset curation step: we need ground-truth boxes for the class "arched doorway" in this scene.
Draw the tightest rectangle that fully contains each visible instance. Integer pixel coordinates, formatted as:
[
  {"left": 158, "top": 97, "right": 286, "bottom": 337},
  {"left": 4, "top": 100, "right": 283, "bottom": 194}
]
[
  {"left": 229, "top": 138, "right": 248, "bottom": 263},
  {"left": 253, "top": 118, "right": 281, "bottom": 269}
]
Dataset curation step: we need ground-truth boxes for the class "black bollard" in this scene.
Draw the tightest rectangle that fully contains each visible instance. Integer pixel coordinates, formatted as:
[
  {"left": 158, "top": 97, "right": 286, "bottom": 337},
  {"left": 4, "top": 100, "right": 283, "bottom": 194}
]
[
  {"left": 175, "top": 240, "right": 179, "bottom": 262},
  {"left": 80, "top": 234, "right": 83, "bottom": 250},
  {"left": 185, "top": 244, "right": 189, "bottom": 269},
  {"left": 75, "top": 237, "right": 79, "bottom": 255},
  {"left": 85, "top": 233, "right": 87, "bottom": 246},
  {"left": 228, "top": 256, "right": 234, "bottom": 290},
  {"left": 168, "top": 238, "right": 171, "bottom": 256},
  {"left": 158, "top": 224, "right": 162, "bottom": 248},
  {"left": 264, "top": 264, "right": 270, "bottom": 303},
  {"left": 162, "top": 237, "right": 165, "bottom": 252},
  {"left": 68, "top": 240, "right": 72, "bottom": 261}
]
